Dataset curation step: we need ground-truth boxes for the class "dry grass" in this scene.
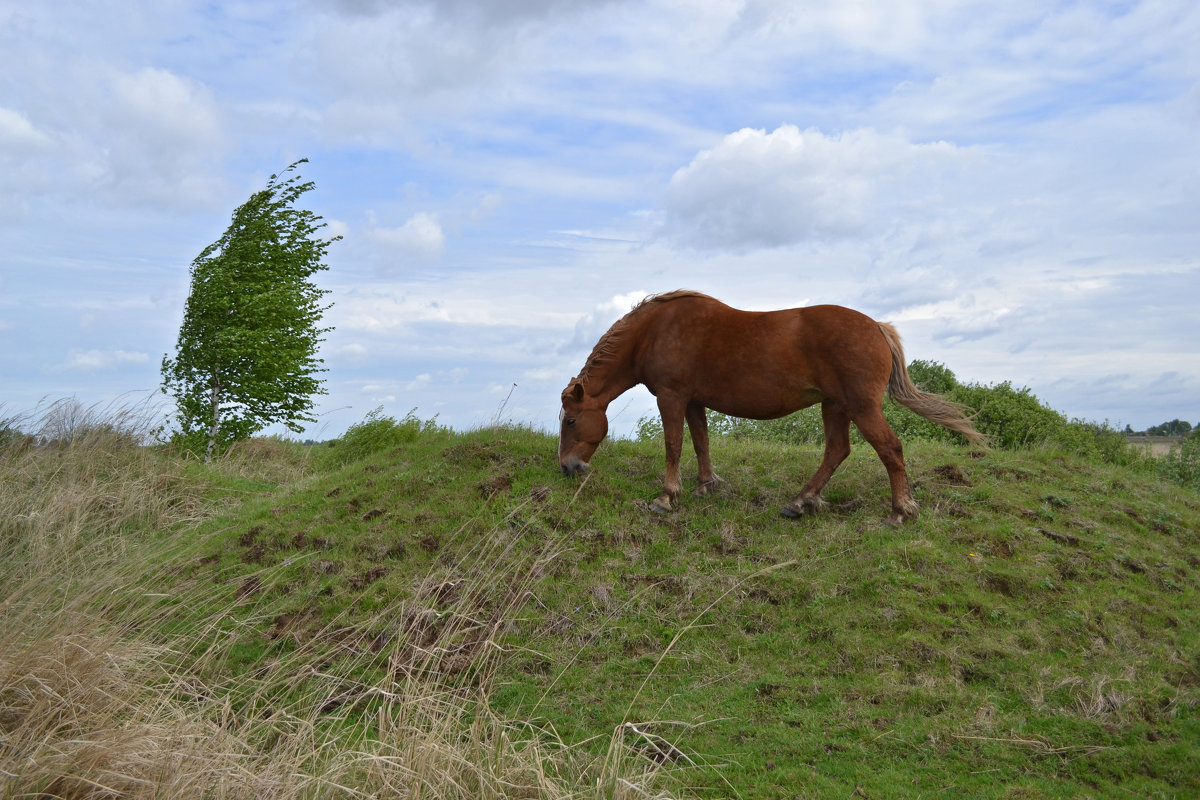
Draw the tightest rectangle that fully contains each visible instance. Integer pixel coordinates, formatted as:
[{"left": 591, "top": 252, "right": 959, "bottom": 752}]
[
  {"left": 0, "top": 401, "right": 677, "bottom": 799},
  {"left": 2, "top": 398, "right": 202, "bottom": 567},
  {"left": 0, "top": 617, "right": 668, "bottom": 798}
]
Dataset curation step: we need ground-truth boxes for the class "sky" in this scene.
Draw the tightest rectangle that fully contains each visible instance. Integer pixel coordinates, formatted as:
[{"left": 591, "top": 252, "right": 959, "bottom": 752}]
[{"left": 2, "top": 0, "right": 1198, "bottom": 441}]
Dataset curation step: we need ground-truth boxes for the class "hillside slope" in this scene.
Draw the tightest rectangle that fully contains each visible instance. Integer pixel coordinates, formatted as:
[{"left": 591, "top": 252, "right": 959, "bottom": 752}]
[
  {"left": 170, "top": 428, "right": 1198, "bottom": 799},
  {"left": 4, "top": 425, "right": 1195, "bottom": 798}
]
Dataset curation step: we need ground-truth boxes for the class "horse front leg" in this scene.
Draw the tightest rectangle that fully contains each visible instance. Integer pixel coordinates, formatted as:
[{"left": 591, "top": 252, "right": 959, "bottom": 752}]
[
  {"left": 651, "top": 396, "right": 686, "bottom": 513},
  {"left": 686, "top": 402, "right": 720, "bottom": 497},
  {"left": 782, "top": 401, "right": 850, "bottom": 518}
]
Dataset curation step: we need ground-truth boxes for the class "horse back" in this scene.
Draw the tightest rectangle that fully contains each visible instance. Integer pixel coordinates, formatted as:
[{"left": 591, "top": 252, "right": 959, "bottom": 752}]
[{"left": 633, "top": 297, "right": 893, "bottom": 418}]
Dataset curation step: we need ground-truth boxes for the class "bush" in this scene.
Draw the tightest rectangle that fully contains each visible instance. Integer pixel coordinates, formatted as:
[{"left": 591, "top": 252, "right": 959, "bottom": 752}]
[
  {"left": 0, "top": 424, "right": 31, "bottom": 451},
  {"left": 953, "top": 381, "right": 1066, "bottom": 449},
  {"left": 635, "top": 407, "right": 826, "bottom": 445},
  {"left": 1159, "top": 436, "right": 1200, "bottom": 490},
  {"left": 906, "top": 359, "right": 960, "bottom": 395},
  {"left": 166, "top": 429, "right": 216, "bottom": 459},
  {"left": 634, "top": 414, "right": 664, "bottom": 441},
  {"left": 709, "top": 407, "right": 825, "bottom": 444}
]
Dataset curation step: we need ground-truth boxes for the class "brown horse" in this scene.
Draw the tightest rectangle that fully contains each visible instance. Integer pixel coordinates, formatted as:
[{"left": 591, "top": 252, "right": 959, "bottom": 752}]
[{"left": 558, "top": 290, "right": 986, "bottom": 524}]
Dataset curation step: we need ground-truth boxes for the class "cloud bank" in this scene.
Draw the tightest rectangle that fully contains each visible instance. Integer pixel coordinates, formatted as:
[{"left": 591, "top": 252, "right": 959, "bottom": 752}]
[{"left": 0, "top": 0, "right": 1197, "bottom": 438}]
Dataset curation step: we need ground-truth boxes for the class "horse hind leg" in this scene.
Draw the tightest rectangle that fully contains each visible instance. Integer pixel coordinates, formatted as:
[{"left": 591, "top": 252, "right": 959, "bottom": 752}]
[
  {"left": 686, "top": 403, "right": 720, "bottom": 497},
  {"left": 782, "top": 402, "right": 850, "bottom": 518},
  {"left": 852, "top": 407, "right": 919, "bottom": 524}
]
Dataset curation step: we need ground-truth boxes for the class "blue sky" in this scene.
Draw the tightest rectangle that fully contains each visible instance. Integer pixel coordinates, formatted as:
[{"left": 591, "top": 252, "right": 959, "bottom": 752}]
[{"left": 2, "top": 0, "right": 1197, "bottom": 439}]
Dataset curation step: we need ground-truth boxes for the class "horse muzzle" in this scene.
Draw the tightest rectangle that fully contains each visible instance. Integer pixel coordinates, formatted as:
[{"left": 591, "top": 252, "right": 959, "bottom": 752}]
[{"left": 560, "top": 456, "right": 590, "bottom": 477}]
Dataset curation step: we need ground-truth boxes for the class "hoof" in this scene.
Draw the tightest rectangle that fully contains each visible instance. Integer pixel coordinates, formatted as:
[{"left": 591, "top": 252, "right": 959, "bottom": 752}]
[
  {"left": 649, "top": 496, "right": 673, "bottom": 514},
  {"left": 693, "top": 477, "right": 721, "bottom": 498},
  {"left": 886, "top": 509, "right": 919, "bottom": 526},
  {"left": 781, "top": 496, "right": 826, "bottom": 519},
  {"left": 887, "top": 499, "right": 919, "bottom": 526}
]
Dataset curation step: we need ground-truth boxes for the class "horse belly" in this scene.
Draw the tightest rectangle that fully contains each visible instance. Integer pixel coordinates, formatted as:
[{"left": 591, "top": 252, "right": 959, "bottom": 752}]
[
  {"left": 687, "top": 340, "right": 825, "bottom": 418},
  {"left": 705, "top": 383, "right": 824, "bottom": 420}
]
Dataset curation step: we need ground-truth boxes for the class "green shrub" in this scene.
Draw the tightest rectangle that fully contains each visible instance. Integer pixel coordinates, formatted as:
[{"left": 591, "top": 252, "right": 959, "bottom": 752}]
[
  {"left": 167, "top": 429, "right": 217, "bottom": 459},
  {"left": 0, "top": 424, "right": 27, "bottom": 450},
  {"left": 635, "top": 407, "right": 826, "bottom": 445},
  {"left": 634, "top": 413, "right": 663, "bottom": 441},
  {"left": 953, "top": 381, "right": 1065, "bottom": 449},
  {"left": 906, "top": 359, "right": 960, "bottom": 395},
  {"left": 709, "top": 407, "right": 825, "bottom": 444},
  {"left": 1159, "top": 435, "right": 1200, "bottom": 489}
]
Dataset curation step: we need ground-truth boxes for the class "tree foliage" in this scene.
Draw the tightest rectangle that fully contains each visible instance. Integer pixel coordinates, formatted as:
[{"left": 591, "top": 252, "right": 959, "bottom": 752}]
[
  {"left": 162, "top": 160, "right": 338, "bottom": 461},
  {"left": 1145, "top": 419, "right": 1194, "bottom": 437}
]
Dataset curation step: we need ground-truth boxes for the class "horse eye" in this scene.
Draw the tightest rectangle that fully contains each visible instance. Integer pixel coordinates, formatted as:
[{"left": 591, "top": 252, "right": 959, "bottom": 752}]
[{"left": 566, "top": 418, "right": 576, "bottom": 427}]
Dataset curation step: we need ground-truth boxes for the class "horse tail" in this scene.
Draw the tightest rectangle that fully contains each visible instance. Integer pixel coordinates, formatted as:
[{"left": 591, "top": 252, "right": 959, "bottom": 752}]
[{"left": 878, "top": 322, "right": 989, "bottom": 448}]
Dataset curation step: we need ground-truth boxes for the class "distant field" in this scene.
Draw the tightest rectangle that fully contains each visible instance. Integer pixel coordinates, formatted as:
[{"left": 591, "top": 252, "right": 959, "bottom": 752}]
[{"left": 1125, "top": 435, "right": 1182, "bottom": 457}]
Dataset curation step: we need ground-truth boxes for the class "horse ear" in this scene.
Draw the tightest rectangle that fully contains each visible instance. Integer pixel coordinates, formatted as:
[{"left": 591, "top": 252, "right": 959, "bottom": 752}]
[{"left": 565, "top": 380, "right": 584, "bottom": 403}]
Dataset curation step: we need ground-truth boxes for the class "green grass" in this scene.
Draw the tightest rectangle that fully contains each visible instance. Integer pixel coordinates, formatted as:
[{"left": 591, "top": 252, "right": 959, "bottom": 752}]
[{"left": 3, "top": 417, "right": 1197, "bottom": 798}]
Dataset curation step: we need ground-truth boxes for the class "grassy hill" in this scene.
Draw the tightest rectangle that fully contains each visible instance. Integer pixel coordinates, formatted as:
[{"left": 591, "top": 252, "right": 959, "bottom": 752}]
[{"left": 2, "top": 416, "right": 1197, "bottom": 798}]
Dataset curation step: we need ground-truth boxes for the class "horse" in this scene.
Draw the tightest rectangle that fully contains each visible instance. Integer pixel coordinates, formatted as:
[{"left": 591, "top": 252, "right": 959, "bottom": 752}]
[{"left": 558, "top": 290, "right": 986, "bottom": 524}]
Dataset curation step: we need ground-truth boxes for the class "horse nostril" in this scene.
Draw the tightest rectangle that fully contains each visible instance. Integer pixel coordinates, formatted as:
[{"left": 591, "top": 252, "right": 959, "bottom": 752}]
[{"left": 560, "top": 459, "right": 589, "bottom": 477}]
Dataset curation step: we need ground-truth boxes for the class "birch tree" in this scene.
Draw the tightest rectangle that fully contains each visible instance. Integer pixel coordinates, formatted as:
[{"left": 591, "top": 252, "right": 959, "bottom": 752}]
[{"left": 162, "top": 160, "right": 338, "bottom": 461}]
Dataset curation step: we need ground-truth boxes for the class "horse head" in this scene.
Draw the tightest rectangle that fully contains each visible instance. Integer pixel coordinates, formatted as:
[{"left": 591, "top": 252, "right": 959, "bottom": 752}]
[{"left": 558, "top": 378, "right": 609, "bottom": 477}]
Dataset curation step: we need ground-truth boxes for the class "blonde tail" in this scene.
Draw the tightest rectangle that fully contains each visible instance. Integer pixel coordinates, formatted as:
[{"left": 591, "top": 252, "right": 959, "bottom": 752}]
[{"left": 878, "top": 322, "right": 988, "bottom": 448}]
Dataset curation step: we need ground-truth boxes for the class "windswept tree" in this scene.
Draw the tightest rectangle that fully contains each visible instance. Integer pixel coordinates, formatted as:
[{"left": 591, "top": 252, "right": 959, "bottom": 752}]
[{"left": 162, "top": 160, "right": 339, "bottom": 461}]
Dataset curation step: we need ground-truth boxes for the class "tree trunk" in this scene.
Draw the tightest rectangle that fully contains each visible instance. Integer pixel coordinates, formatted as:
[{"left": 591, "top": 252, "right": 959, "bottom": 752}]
[{"left": 205, "top": 373, "right": 221, "bottom": 463}]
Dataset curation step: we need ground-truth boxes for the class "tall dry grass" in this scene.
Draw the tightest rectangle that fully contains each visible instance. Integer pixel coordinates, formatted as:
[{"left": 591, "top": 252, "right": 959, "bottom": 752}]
[
  {"left": 2, "top": 397, "right": 203, "bottom": 574},
  {"left": 1, "top": 399, "right": 677, "bottom": 799}
]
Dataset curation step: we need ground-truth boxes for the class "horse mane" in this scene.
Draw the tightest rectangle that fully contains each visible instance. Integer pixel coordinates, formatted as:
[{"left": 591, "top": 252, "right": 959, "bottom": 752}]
[{"left": 576, "top": 290, "right": 709, "bottom": 384}]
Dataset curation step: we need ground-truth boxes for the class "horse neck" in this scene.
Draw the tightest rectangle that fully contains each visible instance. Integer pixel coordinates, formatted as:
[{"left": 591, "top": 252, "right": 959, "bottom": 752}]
[
  {"left": 580, "top": 325, "right": 641, "bottom": 406},
  {"left": 582, "top": 357, "right": 638, "bottom": 407}
]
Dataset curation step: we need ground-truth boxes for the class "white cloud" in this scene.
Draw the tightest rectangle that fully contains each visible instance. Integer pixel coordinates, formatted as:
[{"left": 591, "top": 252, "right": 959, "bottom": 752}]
[
  {"left": 372, "top": 212, "right": 446, "bottom": 262},
  {"left": 0, "top": 107, "right": 56, "bottom": 222},
  {"left": 932, "top": 307, "right": 1018, "bottom": 345},
  {"left": 111, "top": 68, "right": 220, "bottom": 141},
  {"left": 332, "top": 283, "right": 575, "bottom": 332},
  {"left": 406, "top": 373, "right": 432, "bottom": 391},
  {"left": 659, "top": 125, "right": 965, "bottom": 252},
  {"left": 563, "top": 290, "right": 648, "bottom": 355},
  {"left": 0, "top": 107, "right": 53, "bottom": 151},
  {"left": 336, "top": 342, "right": 369, "bottom": 365},
  {"left": 326, "top": 219, "right": 351, "bottom": 240},
  {"left": 859, "top": 265, "right": 965, "bottom": 317},
  {"left": 315, "top": 0, "right": 593, "bottom": 98},
  {"left": 92, "top": 67, "right": 226, "bottom": 206},
  {"left": 403, "top": 367, "right": 469, "bottom": 393},
  {"left": 59, "top": 349, "right": 149, "bottom": 372}
]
